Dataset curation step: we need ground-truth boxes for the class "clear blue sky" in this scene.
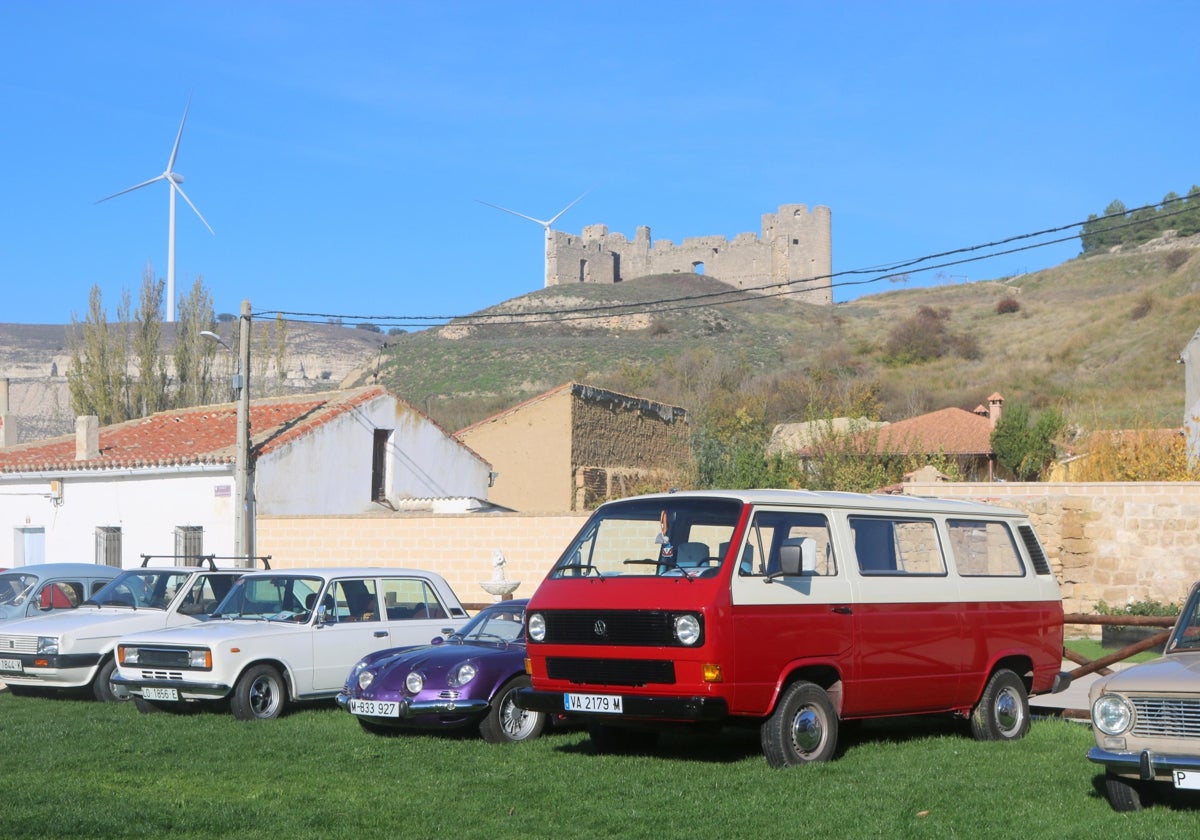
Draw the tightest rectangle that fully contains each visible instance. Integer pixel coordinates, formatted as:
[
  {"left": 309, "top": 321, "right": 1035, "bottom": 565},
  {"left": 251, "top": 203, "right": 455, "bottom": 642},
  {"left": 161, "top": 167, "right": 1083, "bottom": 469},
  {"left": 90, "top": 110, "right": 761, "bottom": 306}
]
[{"left": 1, "top": 1, "right": 1195, "bottom": 326}]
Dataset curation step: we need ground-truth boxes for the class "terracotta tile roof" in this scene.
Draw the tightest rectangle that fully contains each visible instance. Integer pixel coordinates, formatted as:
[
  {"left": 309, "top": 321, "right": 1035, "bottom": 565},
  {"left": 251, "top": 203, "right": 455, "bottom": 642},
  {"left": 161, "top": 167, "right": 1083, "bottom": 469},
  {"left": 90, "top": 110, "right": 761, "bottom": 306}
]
[
  {"left": 0, "top": 386, "right": 387, "bottom": 474},
  {"left": 873, "top": 406, "right": 994, "bottom": 456}
]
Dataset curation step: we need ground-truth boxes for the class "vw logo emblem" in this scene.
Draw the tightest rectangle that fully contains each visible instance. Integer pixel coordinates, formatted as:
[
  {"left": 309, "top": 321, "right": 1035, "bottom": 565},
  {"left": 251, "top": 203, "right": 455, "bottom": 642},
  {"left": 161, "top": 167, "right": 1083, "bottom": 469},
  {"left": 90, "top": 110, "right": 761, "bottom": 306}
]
[{"left": 593, "top": 619, "right": 607, "bottom": 638}]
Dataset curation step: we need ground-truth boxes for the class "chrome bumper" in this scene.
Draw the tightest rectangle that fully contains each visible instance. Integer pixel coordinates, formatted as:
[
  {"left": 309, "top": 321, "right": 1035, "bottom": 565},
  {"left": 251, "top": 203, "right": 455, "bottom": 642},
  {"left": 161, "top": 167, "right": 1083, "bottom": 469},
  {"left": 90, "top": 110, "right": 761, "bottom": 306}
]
[{"left": 1088, "top": 746, "right": 1200, "bottom": 780}]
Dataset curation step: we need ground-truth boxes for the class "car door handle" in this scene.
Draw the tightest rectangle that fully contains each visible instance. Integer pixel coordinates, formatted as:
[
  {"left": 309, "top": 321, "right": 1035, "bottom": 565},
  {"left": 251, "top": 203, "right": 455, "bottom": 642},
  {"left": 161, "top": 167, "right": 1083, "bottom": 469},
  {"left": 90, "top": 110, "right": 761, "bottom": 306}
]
[
  {"left": 832, "top": 606, "right": 852, "bottom": 615},
  {"left": 373, "top": 631, "right": 388, "bottom": 638}
]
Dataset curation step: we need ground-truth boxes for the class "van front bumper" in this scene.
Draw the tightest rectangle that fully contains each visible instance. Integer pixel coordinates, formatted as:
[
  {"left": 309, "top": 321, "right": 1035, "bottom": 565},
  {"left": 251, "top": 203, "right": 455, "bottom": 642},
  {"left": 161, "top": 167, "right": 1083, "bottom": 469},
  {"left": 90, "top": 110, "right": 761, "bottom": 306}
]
[{"left": 515, "top": 688, "right": 728, "bottom": 721}]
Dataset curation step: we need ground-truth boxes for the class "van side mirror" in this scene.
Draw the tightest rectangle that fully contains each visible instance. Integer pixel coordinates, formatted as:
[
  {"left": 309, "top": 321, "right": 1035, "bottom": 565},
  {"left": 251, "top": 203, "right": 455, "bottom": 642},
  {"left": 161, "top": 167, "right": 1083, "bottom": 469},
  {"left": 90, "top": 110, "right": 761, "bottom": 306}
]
[{"left": 775, "top": 539, "right": 817, "bottom": 578}]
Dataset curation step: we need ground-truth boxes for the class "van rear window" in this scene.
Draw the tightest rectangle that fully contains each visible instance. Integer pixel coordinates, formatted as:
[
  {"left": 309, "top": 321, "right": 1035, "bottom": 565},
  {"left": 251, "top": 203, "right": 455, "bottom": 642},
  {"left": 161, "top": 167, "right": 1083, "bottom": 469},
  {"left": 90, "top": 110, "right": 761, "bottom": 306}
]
[{"left": 947, "top": 520, "right": 1025, "bottom": 577}]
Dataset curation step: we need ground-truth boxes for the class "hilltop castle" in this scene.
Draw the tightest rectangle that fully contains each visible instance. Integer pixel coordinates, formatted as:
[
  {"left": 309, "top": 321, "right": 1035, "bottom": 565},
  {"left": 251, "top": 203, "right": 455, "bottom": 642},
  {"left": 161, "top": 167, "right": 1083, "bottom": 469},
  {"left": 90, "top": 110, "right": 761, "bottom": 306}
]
[{"left": 545, "top": 204, "right": 833, "bottom": 305}]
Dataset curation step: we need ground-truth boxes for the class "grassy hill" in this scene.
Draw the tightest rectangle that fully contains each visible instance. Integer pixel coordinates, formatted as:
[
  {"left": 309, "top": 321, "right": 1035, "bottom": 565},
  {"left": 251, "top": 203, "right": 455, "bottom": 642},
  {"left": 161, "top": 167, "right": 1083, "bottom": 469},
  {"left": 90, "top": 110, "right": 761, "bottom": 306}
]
[{"left": 372, "top": 240, "right": 1200, "bottom": 434}]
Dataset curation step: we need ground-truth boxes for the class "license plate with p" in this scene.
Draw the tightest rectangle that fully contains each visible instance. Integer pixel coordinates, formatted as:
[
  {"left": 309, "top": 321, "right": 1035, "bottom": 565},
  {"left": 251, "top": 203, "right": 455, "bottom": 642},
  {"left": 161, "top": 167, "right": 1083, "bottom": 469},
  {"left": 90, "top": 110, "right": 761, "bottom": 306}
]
[{"left": 1175, "top": 770, "right": 1200, "bottom": 790}]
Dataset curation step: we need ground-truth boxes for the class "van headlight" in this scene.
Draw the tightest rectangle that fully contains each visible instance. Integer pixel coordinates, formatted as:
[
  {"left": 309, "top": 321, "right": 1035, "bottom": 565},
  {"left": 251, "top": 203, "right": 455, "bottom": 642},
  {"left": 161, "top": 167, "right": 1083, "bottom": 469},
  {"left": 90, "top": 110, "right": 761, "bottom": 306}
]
[
  {"left": 528, "top": 613, "right": 546, "bottom": 642},
  {"left": 37, "top": 636, "right": 59, "bottom": 655},
  {"left": 673, "top": 614, "right": 702, "bottom": 646},
  {"left": 1092, "top": 694, "right": 1134, "bottom": 735}
]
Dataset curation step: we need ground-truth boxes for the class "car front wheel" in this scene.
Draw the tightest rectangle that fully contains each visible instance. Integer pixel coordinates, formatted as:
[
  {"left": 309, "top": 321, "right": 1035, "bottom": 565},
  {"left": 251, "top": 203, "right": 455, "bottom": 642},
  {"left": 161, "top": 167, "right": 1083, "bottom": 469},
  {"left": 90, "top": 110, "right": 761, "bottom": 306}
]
[
  {"left": 479, "top": 675, "right": 546, "bottom": 744},
  {"left": 230, "top": 664, "right": 286, "bottom": 721},
  {"left": 1105, "top": 772, "right": 1151, "bottom": 812},
  {"left": 91, "top": 658, "right": 129, "bottom": 703},
  {"left": 969, "top": 669, "right": 1029, "bottom": 741},
  {"left": 761, "top": 680, "right": 839, "bottom": 767}
]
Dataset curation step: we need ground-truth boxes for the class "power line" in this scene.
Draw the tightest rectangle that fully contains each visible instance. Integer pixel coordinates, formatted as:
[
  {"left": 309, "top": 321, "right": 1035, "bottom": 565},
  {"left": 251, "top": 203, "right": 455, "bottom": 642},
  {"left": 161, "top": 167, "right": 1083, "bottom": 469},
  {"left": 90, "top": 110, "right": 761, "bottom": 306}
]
[{"left": 255, "top": 194, "right": 1195, "bottom": 329}]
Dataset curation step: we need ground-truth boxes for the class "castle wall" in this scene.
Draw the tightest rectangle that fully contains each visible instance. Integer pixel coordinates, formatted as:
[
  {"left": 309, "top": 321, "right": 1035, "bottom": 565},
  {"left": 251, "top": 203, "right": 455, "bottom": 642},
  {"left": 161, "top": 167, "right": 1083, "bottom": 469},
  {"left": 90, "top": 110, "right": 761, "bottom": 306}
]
[{"left": 546, "top": 204, "right": 833, "bottom": 305}]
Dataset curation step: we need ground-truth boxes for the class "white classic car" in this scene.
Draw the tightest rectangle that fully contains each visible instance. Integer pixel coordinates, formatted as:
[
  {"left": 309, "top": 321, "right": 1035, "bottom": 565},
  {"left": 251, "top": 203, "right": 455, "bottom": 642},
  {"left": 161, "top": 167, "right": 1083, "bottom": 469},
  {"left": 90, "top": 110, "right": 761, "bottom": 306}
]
[
  {"left": 0, "top": 558, "right": 248, "bottom": 701},
  {"left": 112, "top": 567, "right": 469, "bottom": 720},
  {"left": 1088, "top": 579, "right": 1200, "bottom": 810}
]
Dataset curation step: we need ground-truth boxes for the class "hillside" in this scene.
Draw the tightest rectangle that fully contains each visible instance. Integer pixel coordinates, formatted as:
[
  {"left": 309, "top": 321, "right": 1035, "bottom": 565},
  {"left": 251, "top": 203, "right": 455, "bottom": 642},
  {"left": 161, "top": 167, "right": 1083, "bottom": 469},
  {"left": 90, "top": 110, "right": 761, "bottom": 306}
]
[{"left": 371, "top": 240, "right": 1200, "bottom": 433}]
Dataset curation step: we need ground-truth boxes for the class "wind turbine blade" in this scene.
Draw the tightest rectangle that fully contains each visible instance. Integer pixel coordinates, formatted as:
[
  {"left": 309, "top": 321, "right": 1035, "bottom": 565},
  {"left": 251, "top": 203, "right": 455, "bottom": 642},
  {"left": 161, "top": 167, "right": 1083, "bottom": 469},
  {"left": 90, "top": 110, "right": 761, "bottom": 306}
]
[
  {"left": 167, "top": 96, "right": 192, "bottom": 173},
  {"left": 95, "top": 175, "right": 166, "bottom": 204},
  {"left": 172, "top": 183, "right": 215, "bottom": 235},
  {"left": 546, "top": 190, "right": 589, "bottom": 226},
  {"left": 475, "top": 199, "right": 549, "bottom": 227}
]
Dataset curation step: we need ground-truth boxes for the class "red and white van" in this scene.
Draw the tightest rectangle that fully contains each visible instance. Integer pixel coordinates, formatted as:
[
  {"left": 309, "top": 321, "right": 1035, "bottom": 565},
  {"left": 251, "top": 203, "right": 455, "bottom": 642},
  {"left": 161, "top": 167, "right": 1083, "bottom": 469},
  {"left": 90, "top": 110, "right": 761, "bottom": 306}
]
[{"left": 516, "top": 489, "right": 1068, "bottom": 766}]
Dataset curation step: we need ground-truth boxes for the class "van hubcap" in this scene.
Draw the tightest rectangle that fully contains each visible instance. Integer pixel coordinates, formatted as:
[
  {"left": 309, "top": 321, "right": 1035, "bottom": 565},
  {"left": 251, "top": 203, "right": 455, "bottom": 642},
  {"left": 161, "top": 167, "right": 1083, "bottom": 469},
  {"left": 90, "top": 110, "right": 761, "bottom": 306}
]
[{"left": 791, "top": 707, "right": 825, "bottom": 755}]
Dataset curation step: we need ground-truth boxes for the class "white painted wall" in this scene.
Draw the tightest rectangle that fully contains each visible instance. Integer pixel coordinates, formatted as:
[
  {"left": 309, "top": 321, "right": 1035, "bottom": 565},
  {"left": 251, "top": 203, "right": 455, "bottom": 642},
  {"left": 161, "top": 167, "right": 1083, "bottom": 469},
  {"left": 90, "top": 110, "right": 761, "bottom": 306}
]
[
  {"left": 247, "top": 395, "right": 491, "bottom": 515},
  {"left": 0, "top": 466, "right": 235, "bottom": 568}
]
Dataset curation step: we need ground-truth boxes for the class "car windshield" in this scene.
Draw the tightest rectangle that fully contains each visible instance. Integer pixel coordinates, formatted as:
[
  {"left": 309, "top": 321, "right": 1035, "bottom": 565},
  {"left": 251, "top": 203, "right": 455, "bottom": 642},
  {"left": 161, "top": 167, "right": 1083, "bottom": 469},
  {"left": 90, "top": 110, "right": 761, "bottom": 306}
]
[
  {"left": 0, "top": 573, "right": 37, "bottom": 607},
  {"left": 87, "top": 570, "right": 195, "bottom": 610},
  {"left": 1170, "top": 588, "right": 1200, "bottom": 652},
  {"left": 451, "top": 605, "right": 526, "bottom": 645},
  {"left": 213, "top": 575, "right": 323, "bottom": 622},
  {"left": 549, "top": 497, "right": 742, "bottom": 579}
]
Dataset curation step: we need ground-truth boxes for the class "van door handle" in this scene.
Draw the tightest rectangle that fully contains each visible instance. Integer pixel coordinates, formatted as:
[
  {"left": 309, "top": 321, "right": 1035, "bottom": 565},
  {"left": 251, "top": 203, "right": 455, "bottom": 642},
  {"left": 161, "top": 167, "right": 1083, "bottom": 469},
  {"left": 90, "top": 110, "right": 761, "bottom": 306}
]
[
  {"left": 373, "top": 630, "right": 388, "bottom": 638},
  {"left": 832, "top": 606, "right": 852, "bottom": 615}
]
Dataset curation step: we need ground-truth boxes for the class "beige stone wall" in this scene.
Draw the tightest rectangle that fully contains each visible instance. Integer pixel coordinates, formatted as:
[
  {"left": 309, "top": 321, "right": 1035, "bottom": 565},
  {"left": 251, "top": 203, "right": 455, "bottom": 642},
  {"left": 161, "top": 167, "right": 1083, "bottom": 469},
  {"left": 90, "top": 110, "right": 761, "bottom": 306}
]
[
  {"left": 257, "top": 511, "right": 588, "bottom": 608},
  {"left": 456, "top": 390, "right": 573, "bottom": 512},
  {"left": 905, "top": 481, "right": 1200, "bottom": 615}
]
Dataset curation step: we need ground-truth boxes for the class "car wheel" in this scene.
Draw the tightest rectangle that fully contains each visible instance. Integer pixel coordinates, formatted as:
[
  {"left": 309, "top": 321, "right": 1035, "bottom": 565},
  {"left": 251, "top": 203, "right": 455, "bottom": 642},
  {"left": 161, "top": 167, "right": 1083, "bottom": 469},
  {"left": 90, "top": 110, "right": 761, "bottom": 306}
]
[
  {"left": 479, "top": 675, "right": 546, "bottom": 744},
  {"left": 587, "top": 722, "right": 660, "bottom": 755},
  {"left": 91, "top": 658, "right": 129, "bottom": 703},
  {"left": 230, "top": 664, "right": 286, "bottom": 721},
  {"left": 969, "top": 669, "right": 1029, "bottom": 741},
  {"left": 1105, "top": 772, "right": 1151, "bottom": 812},
  {"left": 761, "top": 680, "right": 839, "bottom": 767}
]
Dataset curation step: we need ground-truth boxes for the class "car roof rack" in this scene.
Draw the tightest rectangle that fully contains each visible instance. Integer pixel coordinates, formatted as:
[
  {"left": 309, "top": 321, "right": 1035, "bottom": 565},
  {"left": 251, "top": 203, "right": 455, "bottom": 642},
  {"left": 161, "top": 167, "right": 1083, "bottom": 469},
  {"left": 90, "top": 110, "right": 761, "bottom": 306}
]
[{"left": 138, "top": 554, "right": 272, "bottom": 571}]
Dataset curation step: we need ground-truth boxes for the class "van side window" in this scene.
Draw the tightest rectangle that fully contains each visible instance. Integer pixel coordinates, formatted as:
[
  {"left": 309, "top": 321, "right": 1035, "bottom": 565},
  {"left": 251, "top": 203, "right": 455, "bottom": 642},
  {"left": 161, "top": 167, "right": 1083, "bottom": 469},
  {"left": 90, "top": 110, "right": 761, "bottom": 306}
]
[
  {"left": 948, "top": 520, "right": 1025, "bottom": 577},
  {"left": 850, "top": 517, "right": 945, "bottom": 576},
  {"left": 741, "top": 511, "right": 836, "bottom": 576}
]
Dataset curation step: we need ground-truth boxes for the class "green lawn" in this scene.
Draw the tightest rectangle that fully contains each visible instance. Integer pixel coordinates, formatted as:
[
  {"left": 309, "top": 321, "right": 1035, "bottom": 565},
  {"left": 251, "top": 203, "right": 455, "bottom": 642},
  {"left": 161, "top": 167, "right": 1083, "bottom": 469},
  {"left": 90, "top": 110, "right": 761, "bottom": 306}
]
[{"left": 1, "top": 690, "right": 1197, "bottom": 839}]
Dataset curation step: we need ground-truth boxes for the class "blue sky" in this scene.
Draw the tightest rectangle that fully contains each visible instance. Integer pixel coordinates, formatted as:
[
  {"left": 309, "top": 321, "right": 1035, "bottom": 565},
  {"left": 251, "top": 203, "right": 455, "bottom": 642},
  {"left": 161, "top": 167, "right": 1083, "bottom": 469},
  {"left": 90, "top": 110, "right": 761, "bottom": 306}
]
[{"left": 1, "top": 1, "right": 1195, "bottom": 326}]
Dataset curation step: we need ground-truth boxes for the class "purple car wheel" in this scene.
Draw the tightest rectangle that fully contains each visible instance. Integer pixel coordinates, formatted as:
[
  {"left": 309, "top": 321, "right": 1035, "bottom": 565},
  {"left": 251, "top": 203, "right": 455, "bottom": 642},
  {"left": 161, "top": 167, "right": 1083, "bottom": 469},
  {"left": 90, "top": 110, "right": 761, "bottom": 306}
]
[{"left": 479, "top": 675, "right": 546, "bottom": 744}]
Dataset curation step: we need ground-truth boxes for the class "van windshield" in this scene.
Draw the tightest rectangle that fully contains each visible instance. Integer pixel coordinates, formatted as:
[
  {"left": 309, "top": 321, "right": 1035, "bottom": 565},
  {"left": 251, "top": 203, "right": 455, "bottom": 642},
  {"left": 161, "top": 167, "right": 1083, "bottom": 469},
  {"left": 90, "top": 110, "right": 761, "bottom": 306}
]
[{"left": 550, "top": 498, "right": 742, "bottom": 579}]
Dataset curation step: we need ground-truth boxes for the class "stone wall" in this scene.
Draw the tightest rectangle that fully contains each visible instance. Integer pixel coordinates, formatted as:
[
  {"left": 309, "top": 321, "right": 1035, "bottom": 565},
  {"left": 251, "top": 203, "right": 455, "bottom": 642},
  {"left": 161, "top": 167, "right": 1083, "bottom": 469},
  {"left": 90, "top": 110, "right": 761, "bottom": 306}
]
[{"left": 546, "top": 204, "right": 833, "bottom": 305}]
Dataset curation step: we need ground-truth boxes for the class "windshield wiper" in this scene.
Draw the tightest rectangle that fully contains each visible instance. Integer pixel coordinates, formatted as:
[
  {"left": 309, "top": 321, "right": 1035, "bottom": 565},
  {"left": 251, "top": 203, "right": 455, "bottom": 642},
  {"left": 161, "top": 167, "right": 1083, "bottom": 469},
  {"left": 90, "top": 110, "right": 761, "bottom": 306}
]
[{"left": 624, "top": 557, "right": 695, "bottom": 581}]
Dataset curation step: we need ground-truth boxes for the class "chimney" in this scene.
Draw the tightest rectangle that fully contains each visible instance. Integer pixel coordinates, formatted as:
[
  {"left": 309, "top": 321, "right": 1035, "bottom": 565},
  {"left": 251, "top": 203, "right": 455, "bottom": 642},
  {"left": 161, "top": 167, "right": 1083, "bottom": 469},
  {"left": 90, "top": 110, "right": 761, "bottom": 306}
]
[
  {"left": 0, "top": 378, "right": 13, "bottom": 447},
  {"left": 987, "top": 392, "right": 1004, "bottom": 429},
  {"left": 76, "top": 415, "right": 100, "bottom": 461}
]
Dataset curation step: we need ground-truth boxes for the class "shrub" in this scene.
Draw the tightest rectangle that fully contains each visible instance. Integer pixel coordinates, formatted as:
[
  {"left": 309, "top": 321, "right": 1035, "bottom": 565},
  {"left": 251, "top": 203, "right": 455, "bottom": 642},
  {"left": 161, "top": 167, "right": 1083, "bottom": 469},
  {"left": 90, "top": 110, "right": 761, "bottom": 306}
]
[
  {"left": 1164, "top": 249, "right": 1190, "bottom": 272},
  {"left": 995, "top": 295, "right": 1021, "bottom": 315},
  {"left": 1130, "top": 293, "right": 1152, "bottom": 321}
]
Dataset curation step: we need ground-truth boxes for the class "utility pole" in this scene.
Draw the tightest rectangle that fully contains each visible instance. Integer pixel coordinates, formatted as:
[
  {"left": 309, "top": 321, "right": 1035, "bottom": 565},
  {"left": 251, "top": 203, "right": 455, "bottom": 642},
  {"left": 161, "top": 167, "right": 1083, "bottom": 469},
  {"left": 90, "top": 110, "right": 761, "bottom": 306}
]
[{"left": 235, "top": 299, "right": 255, "bottom": 564}]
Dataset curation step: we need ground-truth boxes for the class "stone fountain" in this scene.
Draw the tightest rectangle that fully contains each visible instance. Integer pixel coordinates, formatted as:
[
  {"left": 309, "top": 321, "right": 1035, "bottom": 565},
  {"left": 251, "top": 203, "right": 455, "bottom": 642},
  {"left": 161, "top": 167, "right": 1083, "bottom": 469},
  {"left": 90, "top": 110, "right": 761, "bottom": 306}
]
[{"left": 479, "top": 548, "right": 520, "bottom": 602}]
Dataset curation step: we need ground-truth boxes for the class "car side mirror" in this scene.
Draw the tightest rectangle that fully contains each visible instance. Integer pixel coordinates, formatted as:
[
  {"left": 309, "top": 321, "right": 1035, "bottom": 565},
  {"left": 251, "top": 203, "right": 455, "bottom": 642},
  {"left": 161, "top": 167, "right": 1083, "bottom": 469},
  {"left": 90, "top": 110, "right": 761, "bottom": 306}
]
[
  {"left": 315, "top": 604, "right": 328, "bottom": 626},
  {"left": 430, "top": 636, "right": 444, "bottom": 646}
]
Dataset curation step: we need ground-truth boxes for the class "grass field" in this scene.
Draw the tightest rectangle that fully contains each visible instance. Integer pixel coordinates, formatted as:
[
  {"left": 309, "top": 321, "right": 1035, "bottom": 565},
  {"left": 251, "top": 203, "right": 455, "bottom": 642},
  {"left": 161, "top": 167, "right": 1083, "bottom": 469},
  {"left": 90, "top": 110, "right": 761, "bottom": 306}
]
[{"left": 1, "top": 690, "right": 1197, "bottom": 839}]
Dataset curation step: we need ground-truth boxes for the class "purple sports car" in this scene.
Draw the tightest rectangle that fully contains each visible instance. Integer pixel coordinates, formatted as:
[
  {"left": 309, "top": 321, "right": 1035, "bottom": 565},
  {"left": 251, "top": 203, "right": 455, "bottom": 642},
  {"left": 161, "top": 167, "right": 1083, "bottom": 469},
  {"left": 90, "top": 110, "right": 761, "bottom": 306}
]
[{"left": 336, "top": 599, "right": 546, "bottom": 743}]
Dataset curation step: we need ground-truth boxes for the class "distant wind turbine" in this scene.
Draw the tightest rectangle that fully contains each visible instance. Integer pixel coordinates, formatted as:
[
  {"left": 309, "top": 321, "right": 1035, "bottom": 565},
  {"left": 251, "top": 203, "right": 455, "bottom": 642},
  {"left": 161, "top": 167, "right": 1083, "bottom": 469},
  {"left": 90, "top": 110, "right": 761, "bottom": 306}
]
[
  {"left": 97, "top": 98, "right": 214, "bottom": 322},
  {"left": 477, "top": 192, "right": 588, "bottom": 287}
]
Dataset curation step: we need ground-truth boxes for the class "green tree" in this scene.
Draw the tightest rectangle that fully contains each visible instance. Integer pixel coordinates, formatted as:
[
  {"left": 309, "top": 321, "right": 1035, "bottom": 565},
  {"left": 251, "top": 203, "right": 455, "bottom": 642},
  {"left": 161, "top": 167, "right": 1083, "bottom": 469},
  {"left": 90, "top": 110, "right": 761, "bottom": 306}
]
[
  {"left": 172, "top": 277, "right": 219, "bottom": 408},
  {"left": 131, "top": 268, "right": 169, "bottom": 417},
  {"left": 990, "top": 403, "right": 1065, "bottom": 481},
  {"left": 67, "top": 286, "right": 131, "bottom": 425}
]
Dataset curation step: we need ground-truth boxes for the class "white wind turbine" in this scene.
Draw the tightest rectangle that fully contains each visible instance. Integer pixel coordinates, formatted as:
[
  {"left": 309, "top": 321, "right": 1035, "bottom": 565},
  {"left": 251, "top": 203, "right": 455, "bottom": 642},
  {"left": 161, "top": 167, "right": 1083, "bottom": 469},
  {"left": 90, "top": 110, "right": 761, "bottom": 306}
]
[
  {"left": 97, "top": 99, "right": 214, "bottom": 322},
  {"left": 477, "top": 192, "right": 588, "bottom": 287}
]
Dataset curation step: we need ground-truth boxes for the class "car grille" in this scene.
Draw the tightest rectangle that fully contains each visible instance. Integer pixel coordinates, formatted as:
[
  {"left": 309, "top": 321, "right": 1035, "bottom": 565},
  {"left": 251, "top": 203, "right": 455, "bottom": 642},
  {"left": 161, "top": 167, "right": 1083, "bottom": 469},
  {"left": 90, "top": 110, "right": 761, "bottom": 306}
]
[
  {"left": 0, "top": 635, "right": 37, "bottom": 654},
  {"left": 547, "top": 657, "right": 675, "bottom": 686},
  {"left": 138, "top": 670, "right": 185, "bottom": 682},
  {"left": 437, "top": 690, "right": 461, "bottom": 700},
  {"left": 1132, "top": 697, "right": 1200, "bottom": 738},
  {"left": 134, "top": 648, "right": 195, "bottom": 668},
  {"left": 539, "top": 610, "right": 694, "bottom": 646}
]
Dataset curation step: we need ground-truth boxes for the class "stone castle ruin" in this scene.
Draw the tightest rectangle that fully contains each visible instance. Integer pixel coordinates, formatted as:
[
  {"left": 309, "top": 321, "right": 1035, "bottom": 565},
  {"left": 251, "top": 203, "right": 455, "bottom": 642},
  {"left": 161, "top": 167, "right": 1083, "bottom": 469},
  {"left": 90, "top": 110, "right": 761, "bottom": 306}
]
[{"left": 545, "top": 204, "right": 833, "bottom": 306}]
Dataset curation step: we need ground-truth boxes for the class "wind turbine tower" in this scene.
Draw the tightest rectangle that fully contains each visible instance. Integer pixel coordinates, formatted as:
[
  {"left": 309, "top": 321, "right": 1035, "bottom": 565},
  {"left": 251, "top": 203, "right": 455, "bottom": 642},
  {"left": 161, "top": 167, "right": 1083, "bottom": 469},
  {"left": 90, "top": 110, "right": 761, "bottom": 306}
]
[
  {"left": 97, "top": 99, "right": 214, "bottom": 322},
  {"left": 477, "top": 192, "right": 588, "bottom": 287}
]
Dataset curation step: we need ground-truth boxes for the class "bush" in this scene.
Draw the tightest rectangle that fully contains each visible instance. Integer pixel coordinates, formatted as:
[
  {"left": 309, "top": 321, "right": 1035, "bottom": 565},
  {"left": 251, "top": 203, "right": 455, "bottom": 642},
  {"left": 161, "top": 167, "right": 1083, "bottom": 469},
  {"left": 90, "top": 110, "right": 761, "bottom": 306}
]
[
  {"left": 1130, "top": 293, "right": 1152, "bottom": 321},
  {"left": 995, "top": 296, "right": 1021, "bottom": 315},
  {"left": 1164, "top": 249, "right": 1190, "bottom": 272},
  {"left": 1095, "top": 598, "right": 1181, "bottom": 617}
]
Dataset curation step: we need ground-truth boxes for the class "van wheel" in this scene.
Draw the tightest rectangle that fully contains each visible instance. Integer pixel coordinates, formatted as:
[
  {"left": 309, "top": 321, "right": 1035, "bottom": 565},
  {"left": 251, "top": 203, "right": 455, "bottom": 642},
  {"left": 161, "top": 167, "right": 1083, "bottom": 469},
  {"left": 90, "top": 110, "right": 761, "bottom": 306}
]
[
  {"left": 970, "top": 669, "right": 1029, "bottom": 741},
  {"left": 91, "top": 658, "right": 129, "bottom": 703},
  {"left": 479, "top": 676, "right": 546, "bottom": 744},
  {"left": 761, "top": 680, "right": 838, "bottom": 767},
  {"left": 230, "top": 664, "right": 286, "bottom": 720},
  {"left": 1104, "top": 772, "right": 1151, "bottom": 811}
]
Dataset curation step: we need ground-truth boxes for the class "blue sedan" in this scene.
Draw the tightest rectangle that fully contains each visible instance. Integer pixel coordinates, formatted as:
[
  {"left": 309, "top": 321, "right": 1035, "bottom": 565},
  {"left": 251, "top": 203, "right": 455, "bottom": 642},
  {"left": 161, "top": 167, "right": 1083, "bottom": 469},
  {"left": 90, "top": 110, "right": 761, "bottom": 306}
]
[{"left": 337, "top": 599, "right": 545, "bottom": 743}]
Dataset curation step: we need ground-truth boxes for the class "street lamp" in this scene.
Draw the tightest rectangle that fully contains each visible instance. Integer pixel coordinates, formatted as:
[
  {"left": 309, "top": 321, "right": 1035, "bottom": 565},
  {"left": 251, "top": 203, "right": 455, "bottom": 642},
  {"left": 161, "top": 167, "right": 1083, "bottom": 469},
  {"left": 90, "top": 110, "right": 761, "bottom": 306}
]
[{"left": 200, "top": 299, "right": 254, "bottom": 565}]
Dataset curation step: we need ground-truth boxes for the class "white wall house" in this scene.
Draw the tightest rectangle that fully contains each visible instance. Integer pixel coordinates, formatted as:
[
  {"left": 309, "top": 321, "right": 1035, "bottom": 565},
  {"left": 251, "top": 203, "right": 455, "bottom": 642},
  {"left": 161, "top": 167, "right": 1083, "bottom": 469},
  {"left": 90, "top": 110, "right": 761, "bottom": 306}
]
[
  {"left": 0, "top": 386, "right": 492, "bottom": 568},
  {"left": 1184, "top": 326, "right": 1200, "bottom": 464}
]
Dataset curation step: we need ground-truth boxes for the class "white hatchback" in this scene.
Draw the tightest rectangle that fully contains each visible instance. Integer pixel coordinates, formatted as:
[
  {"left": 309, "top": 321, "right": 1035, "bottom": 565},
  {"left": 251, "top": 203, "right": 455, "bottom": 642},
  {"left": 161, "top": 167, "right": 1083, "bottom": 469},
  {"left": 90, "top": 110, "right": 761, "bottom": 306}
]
[{"left": 112, "top": 567, "right": 468, "bottom": 720}]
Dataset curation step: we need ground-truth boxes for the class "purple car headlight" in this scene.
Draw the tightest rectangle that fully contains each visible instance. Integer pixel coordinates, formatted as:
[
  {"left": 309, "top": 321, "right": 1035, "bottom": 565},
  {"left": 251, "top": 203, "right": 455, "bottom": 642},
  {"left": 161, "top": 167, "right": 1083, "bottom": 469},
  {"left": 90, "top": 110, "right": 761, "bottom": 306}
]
[
  {"left": 357, "top": 669, "right": 375, "bottom": 691},
  {"left": 447, "top": 661, "right": 478, "bottom": 689},
  {"left": 405, "top": 671, "right": 424, "bottom": 694}
]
